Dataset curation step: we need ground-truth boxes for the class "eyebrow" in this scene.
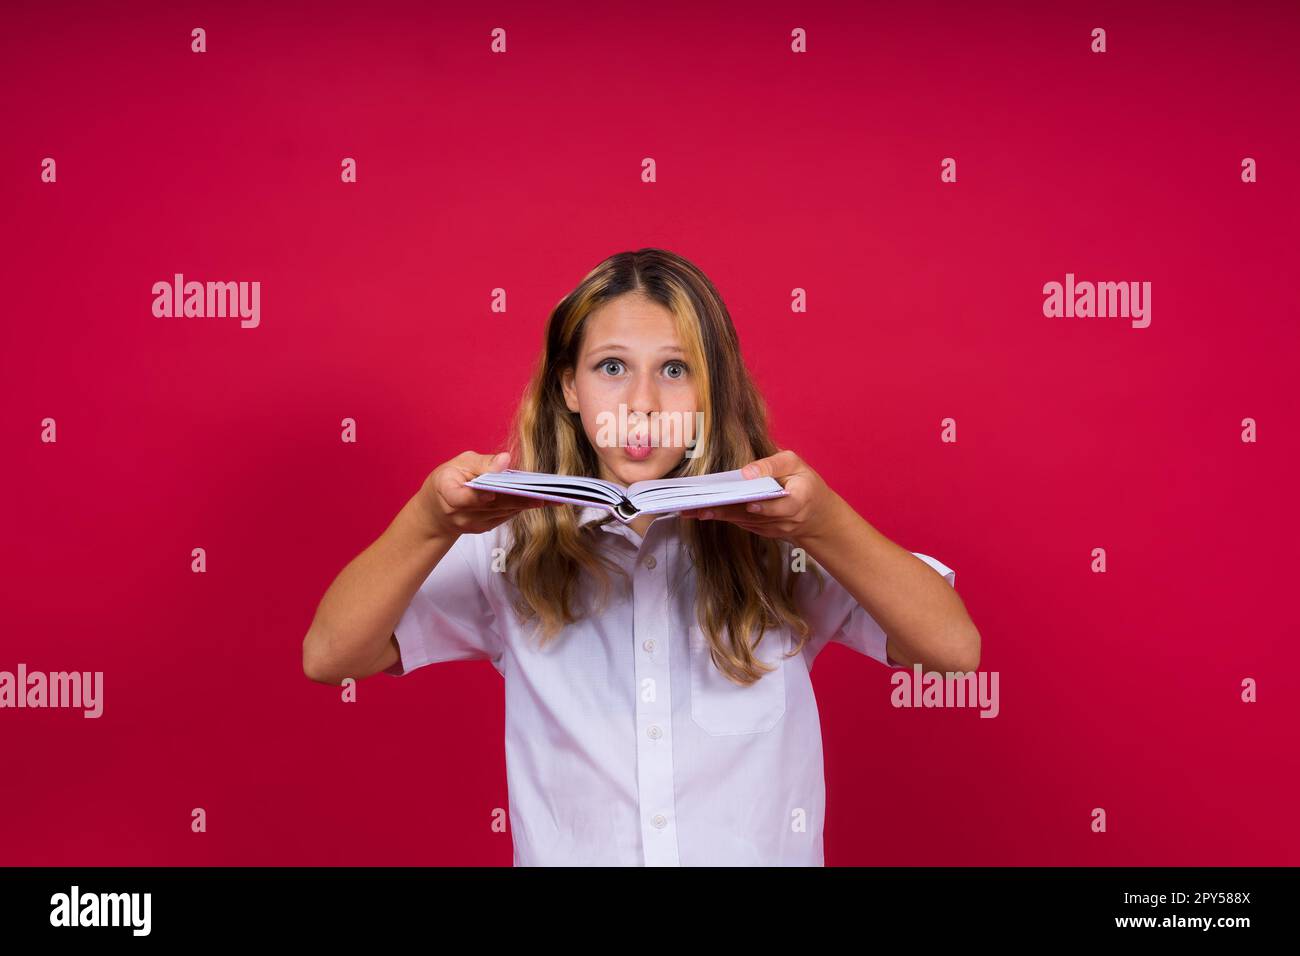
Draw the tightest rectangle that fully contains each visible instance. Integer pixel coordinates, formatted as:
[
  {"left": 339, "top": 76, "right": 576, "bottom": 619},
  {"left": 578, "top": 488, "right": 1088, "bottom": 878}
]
[{"left": 587, "top": 343, "right": 686, "bottom": 355}]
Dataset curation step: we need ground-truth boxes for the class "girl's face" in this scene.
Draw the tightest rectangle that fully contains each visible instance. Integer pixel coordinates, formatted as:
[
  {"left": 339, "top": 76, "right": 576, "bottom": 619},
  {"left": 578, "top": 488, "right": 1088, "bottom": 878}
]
[{"left": 561, "top": 294, "right": 701, "bottom": 487}]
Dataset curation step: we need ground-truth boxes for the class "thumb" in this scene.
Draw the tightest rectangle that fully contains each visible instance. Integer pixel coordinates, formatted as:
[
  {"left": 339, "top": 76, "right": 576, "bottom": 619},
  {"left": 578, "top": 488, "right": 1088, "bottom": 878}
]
[{"left": 486, "top": 450, "right": 511, "bottom": 472}]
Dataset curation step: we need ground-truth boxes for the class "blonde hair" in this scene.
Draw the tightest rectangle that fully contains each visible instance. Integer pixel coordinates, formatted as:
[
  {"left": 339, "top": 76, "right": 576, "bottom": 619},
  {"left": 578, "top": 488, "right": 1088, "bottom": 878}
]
[{"left": 499, "top": 248, "right": 825, "bottom": 685}]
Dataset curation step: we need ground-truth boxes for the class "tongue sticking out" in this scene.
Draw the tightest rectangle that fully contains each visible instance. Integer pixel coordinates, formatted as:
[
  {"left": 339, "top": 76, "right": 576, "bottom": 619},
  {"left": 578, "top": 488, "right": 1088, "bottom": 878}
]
[{"left": 624, "top": 432, "right": 653, "bottom": 461}]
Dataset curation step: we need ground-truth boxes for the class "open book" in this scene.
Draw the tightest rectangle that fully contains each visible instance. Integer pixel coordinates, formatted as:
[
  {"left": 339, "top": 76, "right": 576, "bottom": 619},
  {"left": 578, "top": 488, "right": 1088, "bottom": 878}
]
[{"left": 465, "top": 468, "right": 789, "bottom": 524}]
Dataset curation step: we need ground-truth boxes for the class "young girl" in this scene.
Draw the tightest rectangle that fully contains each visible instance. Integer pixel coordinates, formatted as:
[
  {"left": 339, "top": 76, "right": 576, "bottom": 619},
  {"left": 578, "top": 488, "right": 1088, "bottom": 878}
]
[{"left": 303, "top": 248, "right": 979, "bottom": 866}]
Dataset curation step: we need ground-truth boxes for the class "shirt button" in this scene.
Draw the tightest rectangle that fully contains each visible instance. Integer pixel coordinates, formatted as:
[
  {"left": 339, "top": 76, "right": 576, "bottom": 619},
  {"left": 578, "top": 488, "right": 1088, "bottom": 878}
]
[
  {"left": 643, "top": 639, "right": 656, "bottom": 653},
  {"left": 651, "top": 814, "right": 667, "bottom": 829},
  {"left": 644, "top": 555, "right": 657, "bottom": 569},
  {"left": 647, "top": 724, "right": 663, "bottom": 740}
]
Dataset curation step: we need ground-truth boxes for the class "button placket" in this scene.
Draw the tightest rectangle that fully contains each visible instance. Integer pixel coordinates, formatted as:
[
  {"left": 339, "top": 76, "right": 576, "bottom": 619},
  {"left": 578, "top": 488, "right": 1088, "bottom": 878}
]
[{"left": 631, "top": 535, "right": 680, "bottom": 866}]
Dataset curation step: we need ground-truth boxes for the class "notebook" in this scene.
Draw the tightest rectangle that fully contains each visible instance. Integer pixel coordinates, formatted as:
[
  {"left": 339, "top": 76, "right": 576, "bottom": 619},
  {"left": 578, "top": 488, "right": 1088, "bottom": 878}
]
[{"left": 464, "top": 468, "right": 788, "bottom": 524}]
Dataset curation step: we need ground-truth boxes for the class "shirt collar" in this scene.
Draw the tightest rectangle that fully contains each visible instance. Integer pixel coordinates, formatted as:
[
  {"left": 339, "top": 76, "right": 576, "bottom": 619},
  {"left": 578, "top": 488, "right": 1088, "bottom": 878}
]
[
  {"left": 577, "top": 505, "right": 634, "bottom": 540},
  {"left": 577, "top": 505, "right": 677, "bottom": 546},
  {"left": 576, "top": 505, "right": 613, "bottom": 528}
]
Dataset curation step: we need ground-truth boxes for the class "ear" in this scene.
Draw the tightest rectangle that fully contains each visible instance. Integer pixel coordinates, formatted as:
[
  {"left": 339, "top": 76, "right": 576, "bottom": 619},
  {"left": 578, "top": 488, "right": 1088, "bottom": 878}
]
[{"left": 560, "top": 365, "right": 580, "bottom": 413}]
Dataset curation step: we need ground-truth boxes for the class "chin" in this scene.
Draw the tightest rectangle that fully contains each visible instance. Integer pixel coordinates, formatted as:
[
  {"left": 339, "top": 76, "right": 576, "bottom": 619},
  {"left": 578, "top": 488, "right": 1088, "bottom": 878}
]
[{"left": 604, "top": 454, "right": 669, "bottom": 485}]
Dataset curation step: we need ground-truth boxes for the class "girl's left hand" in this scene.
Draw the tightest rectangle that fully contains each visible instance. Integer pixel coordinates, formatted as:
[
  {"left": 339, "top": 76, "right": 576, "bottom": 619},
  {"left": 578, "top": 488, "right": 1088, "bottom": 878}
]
[{"left": 679, "top": 449, "right": 843, "bottom": 543}]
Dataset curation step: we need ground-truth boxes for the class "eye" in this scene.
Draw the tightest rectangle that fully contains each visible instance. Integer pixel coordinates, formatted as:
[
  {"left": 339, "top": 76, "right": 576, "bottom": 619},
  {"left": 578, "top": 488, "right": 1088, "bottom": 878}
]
[
  {"left": 597, "top": 359, "right": 625, "bottom": 376},
  {"left": 664, "top": 361, "right": 688, "bottom": 379}
]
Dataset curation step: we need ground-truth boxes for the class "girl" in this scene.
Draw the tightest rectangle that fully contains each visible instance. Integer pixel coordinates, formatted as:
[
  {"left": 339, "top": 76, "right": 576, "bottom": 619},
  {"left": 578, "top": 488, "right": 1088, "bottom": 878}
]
[{"left": 303, "top": 248, "right": 979, "bottom": 866}]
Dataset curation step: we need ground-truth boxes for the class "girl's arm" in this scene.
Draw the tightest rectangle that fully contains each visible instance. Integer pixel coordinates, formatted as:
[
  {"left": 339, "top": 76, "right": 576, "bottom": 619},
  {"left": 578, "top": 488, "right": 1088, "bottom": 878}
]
[
  {"left": 682, "top": 449, "right": 980, "bottom": 674},
  {"left": 302, "top": 494, "right": 457, "bottom": 685},
  {"left": 792, "top": 495, "right": 979, "bottom": 673},
  {"left": 302, "top": 450, "right": 549, "bottom": 685}
]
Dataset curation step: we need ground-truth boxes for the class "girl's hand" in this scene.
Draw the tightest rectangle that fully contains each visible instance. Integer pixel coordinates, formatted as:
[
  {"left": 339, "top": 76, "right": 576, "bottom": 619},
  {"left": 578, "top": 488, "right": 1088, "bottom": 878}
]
[
  {"left": 418, "top": 450, "right": 557, "bottom": 538},
  {"left": 679, "top": 449, "right": 843, "bottom": 544}
]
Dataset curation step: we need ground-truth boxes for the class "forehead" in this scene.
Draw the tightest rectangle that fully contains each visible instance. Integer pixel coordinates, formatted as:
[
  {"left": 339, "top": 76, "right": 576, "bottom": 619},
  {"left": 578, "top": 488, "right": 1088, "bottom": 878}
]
[{"left": 580, "top": 295, "right": 681, "bottom": 354}]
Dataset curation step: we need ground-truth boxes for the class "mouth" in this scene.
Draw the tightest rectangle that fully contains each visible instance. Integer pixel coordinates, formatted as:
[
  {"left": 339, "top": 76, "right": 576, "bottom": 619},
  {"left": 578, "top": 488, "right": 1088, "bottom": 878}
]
[{"left": 622, "top": 433, "right": 653, "bottom": 461}]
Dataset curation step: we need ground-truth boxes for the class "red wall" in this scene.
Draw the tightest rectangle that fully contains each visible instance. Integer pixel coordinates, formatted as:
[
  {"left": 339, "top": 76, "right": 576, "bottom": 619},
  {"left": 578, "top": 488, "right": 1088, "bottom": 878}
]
[{"left": 3, "top": 0, "right": 1296, "bottom": 865}]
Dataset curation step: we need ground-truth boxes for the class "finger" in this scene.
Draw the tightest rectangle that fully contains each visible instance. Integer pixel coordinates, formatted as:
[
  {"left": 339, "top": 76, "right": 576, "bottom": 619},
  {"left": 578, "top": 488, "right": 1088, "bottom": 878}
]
[
  {"left": 679, "top": 503, "right": 775, "bottom": 521},
  {"left": 736, "top": 491, "right": 799, "bottom": 519},
  {"left": 740, "top": 449, "right": 798, "bottom": 482},
  {"left": 458, "top": 492, "right": 546, "bottom": 520},
  {"left": 682, "top": 502, "right": 772, "bottom": 523},
  {"left": 678, "top": 506, "right": 714, "bottom": 520},
  {"left": 445, "top": 480, "right": 500, "bottom": 509},
  {"left": 448, "top": 450, "right": 515, "bottom": 507},
  {"left": 461, "top": 449, "right": 512, "bottom": 480}
]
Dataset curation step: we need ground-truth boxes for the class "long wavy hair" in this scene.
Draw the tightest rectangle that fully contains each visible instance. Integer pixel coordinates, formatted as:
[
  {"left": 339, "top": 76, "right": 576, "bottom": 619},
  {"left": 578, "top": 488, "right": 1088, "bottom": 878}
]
[{"left": 499, "top": 248, "right": 826, "bottom": 685}]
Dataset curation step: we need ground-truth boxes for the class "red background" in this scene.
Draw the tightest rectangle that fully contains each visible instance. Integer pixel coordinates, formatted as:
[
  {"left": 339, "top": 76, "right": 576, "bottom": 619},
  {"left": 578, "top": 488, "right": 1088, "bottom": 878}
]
[{"left": 3, "top": 0, "right": 1297, "bottom": 865}]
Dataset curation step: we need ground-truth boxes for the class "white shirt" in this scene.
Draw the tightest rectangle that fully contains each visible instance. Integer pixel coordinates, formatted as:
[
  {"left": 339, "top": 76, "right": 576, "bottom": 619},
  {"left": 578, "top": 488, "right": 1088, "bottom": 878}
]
[{"left": 387, "top": 505, "right": 955, "bottom": 866}]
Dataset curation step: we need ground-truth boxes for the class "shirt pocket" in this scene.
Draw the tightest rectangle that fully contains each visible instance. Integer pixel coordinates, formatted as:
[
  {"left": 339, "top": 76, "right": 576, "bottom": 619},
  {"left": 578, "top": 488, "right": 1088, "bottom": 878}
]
[{"left": 688, "top": 623, "right": 788, "bottom": 736}]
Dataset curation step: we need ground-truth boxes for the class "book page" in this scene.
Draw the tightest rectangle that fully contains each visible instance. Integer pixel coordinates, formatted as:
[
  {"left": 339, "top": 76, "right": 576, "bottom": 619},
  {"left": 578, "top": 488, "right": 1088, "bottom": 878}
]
[
  {"left": 634, "top": 483, "right": 788, "bottom": 515},
  {"left": 476, "top": 469, "right": 625, "bottom": 492},
  {"left": 467, "top": 469, "right": 625, "bottom": 504},
  {"left": 632, "top": 479, "right": 784, "bottom": 505},
  {"left": 626, "top": 469, "right": 749, "bottom": 496}
]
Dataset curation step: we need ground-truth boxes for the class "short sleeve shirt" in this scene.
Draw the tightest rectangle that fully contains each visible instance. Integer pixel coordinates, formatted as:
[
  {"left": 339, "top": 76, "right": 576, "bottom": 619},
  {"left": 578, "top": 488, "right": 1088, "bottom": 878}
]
[{"left": 388, "top": 507, "right": 956, "bottom": 866}]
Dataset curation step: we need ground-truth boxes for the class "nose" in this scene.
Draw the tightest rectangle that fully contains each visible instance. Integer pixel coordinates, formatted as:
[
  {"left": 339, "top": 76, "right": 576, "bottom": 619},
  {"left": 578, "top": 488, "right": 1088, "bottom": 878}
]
[{"left": 625, "top": 370, "right": 659, "bottom": 423}]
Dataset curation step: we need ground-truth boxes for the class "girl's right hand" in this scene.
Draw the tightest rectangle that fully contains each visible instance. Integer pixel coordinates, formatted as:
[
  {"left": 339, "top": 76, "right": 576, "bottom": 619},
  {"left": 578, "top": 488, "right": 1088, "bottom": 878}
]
[{"left": 418, "top": 450, "right": 555, "bottom": 537}]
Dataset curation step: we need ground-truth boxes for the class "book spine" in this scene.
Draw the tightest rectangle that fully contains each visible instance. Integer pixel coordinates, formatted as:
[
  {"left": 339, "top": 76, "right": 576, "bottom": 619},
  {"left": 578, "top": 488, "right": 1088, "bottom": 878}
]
[{"left": 614, "top": 495, "right": 638, "bottom": 522}]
